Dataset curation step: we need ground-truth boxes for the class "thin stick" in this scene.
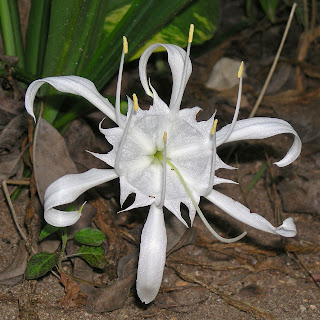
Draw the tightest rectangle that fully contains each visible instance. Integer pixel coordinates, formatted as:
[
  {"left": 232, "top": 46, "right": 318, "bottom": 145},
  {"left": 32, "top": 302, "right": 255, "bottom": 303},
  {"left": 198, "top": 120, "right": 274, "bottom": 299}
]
[
  {"left": 2, "top": 181, "right": 29, "bottom": 243},
  {"left": 249, "top": 3, "right": 297, "bottom": 118},
  {"left": 4, "top": 179, "right": 30, "bottom": 186}
]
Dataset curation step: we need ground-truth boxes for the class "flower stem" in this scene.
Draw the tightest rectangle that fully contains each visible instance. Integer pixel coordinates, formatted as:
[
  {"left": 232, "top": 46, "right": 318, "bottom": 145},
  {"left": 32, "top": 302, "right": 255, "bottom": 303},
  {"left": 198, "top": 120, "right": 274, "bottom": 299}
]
[{"left": 58, "top": 228, "right": 68, "bottom": 271}]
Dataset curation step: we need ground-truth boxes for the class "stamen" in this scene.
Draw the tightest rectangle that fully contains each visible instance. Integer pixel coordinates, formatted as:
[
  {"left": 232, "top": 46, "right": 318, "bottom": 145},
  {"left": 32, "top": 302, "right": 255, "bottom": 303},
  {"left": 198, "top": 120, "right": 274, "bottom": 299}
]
[
  {"left": 114, "top": 94, "right": 136, "bottom": 174},
  {"left": 204, "top": 119, "right": 218, "bottom": 195},
  {"left": 115, "top": 36, "right": 128, "bottom": 128},
  {"left": 156, "top": 132, "right": 167, "bottom": 208},
  {"left": 188, "top": 24, "right": 194, "bottom": 43},
  {"left": 170, "top": 24, "right": 194, "bottom": 115},
  {"left": 218, "top": 61, "right": 244, "bottom": 145},
  {"left": 123, "top": 36, "right": 128, "bottom": 54},
  {"left": 166, "top": 158, "right": 247, "bottom": 243},
  {"left": 133, "top": 93, "right": 139, "bottom": 111},
  {"left": 211, "top": 119, "right": 218, "bottom": 135}
]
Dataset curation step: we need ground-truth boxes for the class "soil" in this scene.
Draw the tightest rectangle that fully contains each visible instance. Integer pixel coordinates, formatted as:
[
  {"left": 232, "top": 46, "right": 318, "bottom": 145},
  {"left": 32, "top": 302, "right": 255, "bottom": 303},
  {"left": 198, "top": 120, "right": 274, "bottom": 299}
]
[{"left": 1, "top": 2, "right": 320, "bottom": 320}]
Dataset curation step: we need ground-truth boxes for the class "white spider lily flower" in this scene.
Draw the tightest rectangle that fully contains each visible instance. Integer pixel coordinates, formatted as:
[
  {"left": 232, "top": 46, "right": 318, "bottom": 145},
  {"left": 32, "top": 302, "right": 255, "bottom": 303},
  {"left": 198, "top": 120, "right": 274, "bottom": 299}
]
[{"left": 25, "top": 26, "right": 301, "bottom": 304}]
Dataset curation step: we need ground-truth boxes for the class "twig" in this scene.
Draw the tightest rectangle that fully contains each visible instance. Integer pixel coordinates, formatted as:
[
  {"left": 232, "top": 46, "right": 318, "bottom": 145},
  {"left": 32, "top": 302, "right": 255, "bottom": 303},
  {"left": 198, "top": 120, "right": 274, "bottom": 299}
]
[
  {"left": 287, "top": 251, "right": 320, "bottom": 290},
  {"left": 249, "top": 3, "right": 297, "bottom": 118},
  {"left": 2, "top": 180, "right": 30, "bottom": 245}
]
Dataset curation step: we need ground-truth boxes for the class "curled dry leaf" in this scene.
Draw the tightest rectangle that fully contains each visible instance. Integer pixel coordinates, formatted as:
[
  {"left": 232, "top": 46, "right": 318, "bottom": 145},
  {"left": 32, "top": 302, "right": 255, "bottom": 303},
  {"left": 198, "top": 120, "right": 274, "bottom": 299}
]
[{"left": 60, "top": 272, "right": 83, "bottom": 308}]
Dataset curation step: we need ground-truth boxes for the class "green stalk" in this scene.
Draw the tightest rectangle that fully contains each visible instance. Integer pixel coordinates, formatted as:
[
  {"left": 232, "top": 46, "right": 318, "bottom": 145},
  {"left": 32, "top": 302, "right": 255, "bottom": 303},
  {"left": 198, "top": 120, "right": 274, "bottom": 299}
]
[
  {"left": 25, "top": 0, "right": 51, "bottom": 76},
  {"left": 0, "top": 0, "right": 25, "bottom": 67},
  {"left": 7, "top": 0, "right": 24, "bottom": 68},
  {"left": 58, "top": 228, "right": 68, "bottom": 270},
  {"left": 0, "top": 0, "right": 16, "bottom": 55}
]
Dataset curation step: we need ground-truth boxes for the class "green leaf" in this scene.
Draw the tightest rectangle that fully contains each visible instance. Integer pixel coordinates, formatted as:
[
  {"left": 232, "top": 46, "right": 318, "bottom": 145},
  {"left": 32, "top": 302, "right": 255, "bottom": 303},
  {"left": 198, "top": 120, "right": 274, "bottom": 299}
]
[
  {"left": 25, "top": 0, "right": 51, "bottom": 77},
  {"left": 76, "top": 245, "right": 106, "bottom": 269},
  {"left": 0, "top": 0, "right": 25, "bottom": 67},
  {"left": 131, "top": 0, "right": 220, "bottom": 60},
  {"left": 39, "top": 224, "right": 61, "bottom": 241},
  {"left": 82, "top": 0, "right": 194, "bottom": 90},
  {"left": 73, "top": 228, "right": 106, "bottom": 246},
  {"left": 259, "top": 0, "right": 278, "bottom": 22},
  {"left": 25, "top": 252, "right": 59, "bottom": 279},
  {"left": 245, "top": 162, "right": 268, "bottom": 192},
  {"left": 41, "top": 0, "right": 108, "bottom": 123}
]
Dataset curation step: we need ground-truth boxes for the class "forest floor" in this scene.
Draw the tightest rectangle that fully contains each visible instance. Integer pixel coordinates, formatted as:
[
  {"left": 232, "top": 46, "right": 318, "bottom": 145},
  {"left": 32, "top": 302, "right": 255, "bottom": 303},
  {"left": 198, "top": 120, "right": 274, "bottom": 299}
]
[{"left": 0, "top": 2, "right": 320, "bottom": 319}]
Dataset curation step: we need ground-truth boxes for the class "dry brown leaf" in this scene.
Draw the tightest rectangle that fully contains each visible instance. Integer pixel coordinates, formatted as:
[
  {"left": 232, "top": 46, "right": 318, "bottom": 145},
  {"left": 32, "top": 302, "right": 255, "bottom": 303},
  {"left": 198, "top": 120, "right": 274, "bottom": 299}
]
[
  {"left": 32, "top": 118, "right": 78, "bottom": 203},
  {"left": 0, "top": 114, "right": 28, "bottom": 153},
  {"left": 60, "top": 272, "right": 83, "bottom": 308},
  {"left": 0, "top": 240, "right": 28, "bottom": 286}
]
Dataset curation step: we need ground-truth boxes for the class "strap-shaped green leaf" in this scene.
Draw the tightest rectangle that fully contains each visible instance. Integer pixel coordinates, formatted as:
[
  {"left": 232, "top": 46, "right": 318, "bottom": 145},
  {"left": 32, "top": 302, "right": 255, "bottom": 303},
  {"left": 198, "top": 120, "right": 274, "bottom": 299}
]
[
  {"left": 0, "top": 0, "right": 24, "bottom": 67},
  {"left": 81, "top": 0, "right": 193, "bottom": 90},
  {"left": 25, "top": 0, "right": 51, "bottom": 77},
  {"left": 131, "top": 0, "right": 220, "bottom": 60},
  {"left": 40, "top": 0, "right": 107, "bottom": 123}
]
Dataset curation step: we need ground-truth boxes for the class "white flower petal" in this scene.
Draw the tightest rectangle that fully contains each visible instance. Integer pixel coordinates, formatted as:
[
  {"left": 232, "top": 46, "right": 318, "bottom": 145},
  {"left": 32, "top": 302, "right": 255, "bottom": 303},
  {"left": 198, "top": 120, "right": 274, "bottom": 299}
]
[
  {"left": 137, "top": 204, "right": 167, "bottom": 304},
  {"left": 216, "top": 118, "right": 301, "bottom": 167},
  {"left": 205, "top": 189, "right": 296, "bottom": 237},
  {"left": 44, "top": 169, "right": 118, "bottom": 227},
  {"left": 213, "top": 176, "right": 238, "bottom": 185},
  {"left": 118, "top": 176, "right": 154, "bottom": 211},
  {"left": 139, "top": 43, "right": 191, "bottom": 108},
  {"left": 25, "top": 76, "right": 116, "bottom": 123},
  {"left": 164, "top": 200, "right": 188, "bottom": 227}
]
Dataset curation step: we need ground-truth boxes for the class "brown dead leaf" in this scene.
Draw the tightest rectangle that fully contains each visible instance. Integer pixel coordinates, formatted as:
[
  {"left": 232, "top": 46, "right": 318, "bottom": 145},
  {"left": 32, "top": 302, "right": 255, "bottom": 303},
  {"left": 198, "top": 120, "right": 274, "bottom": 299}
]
[
  {"left": 86, "top": 273, "right": 136, "bottom": 313},
  {"left": 60, "top": 272, "right": 85, "bottom": 308},
  {"left": 0, "top": 97, "right": 24, "bottom": 115},
  {"left": 0, "top": 240, "right": 28, "bottom": 286},
  {"left": 0, "top": 114, "right": 28, "bottom": 153},
  {"left": 64, "top": 118, "right": 108, "bottom": 170},
  {"left": 0, "top": 149, "right": 24, "bottom": 203},
  {"left": 32, "top": 118, "right": 77, "bottom": 203},
  {"left": 0, "top": 149, "right": 23, "bottom": 180}
]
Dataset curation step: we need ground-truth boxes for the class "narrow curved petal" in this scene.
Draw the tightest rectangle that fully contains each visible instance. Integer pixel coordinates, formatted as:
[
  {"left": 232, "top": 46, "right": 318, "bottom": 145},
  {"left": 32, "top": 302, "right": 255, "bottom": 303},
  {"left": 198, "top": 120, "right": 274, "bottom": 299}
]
[
  {"left": 137, "top": 204, "right": 167, "bottom": 304},
  {"left": 25, "top": 76, "right": 116, "bottom": 123},
  {"left": 44, "top": 169, "right": 118, "bottom": 227},
  {"left": 205, "top": 189, "right": 296, "bottom": 237},
  {"left": 139, "top": 43, "right": 192, "bottom": 108},
  {"left": 216, "top": 118, "right": 301, "bottom": 167}
]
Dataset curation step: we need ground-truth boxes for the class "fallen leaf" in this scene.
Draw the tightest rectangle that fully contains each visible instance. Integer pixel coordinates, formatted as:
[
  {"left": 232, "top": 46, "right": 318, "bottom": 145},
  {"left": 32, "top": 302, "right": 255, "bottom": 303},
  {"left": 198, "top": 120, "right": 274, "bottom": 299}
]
[
  {"left": 0, "top": 114, "right": 28, "bottom": 153},
  {"left": 60, "top": 272, "right": 83, "bottom": 308},
  {"left": 0, "top": 240, "right": 28, "bottom": 286},
  {"left": 86, "top": 273, "right": 136, "bottom": 313},
  {"left": 32, "top": 118, "right": 78, "bottom": 203}
]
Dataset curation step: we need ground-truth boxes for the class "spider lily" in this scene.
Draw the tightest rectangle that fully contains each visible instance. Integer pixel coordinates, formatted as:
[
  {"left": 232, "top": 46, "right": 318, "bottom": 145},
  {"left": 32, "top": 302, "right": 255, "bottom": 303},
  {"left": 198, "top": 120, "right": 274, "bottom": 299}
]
[{"left": 25, "top": 26, "right": 301, "bottom": 304}]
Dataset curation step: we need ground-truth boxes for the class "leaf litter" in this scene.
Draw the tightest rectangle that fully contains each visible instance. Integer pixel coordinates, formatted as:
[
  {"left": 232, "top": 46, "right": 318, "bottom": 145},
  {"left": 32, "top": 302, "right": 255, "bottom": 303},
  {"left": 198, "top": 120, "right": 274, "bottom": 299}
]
[{"left": 1, "top": 2, "right": 320, "bottom": 319}]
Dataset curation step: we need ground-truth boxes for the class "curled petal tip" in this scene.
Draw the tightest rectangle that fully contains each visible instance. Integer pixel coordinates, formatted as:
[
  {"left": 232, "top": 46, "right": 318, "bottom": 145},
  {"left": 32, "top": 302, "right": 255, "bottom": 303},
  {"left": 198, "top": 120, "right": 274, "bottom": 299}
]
[{"left": 275, "top": 217, "right": 297, "bottom": 237}]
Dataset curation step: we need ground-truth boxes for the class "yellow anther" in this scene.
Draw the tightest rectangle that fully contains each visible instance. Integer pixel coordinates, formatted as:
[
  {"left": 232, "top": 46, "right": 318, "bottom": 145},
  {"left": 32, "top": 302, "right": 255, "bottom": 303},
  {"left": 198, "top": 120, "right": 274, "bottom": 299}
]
[
  {"left": 123, "top": 36, "right": 128, "bottom": 54},
  {"left": 163, "top": 131, "right": 167, "bottom": 143},
  {"left": 211, "top": 119, "right": 218, "bottom": 135},
  {"left": 188, "top": 24, "right": 194, "bottom": 43},
  {"left": 132, "top": 93, "right": 139, "bottom": 111},
  {"left": 238, "top": 61, "right": 244, "bottom": 79}
]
